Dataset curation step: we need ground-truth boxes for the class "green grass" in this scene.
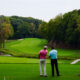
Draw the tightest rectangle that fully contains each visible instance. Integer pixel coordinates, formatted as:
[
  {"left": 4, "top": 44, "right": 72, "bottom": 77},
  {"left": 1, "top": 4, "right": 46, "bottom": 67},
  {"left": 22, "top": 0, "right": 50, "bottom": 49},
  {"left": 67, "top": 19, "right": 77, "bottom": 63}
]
[
  {"left": 0, "top": 38, "right": 79, "bottom": 80},
  {"left": 76, "top": 61, "right": 80, "bottom": 64},
  {"left": 5, "top": 38, "right": 48, "bottom": 54},
  {"left": 0, "top": 63, "right": 80, "bottom": 80},
  {"left": 0, "top": 56, "right": 72, "bottom": 64},
  {"left": 2, "top": 38, "right": 79, "bottom": 59},
  {"left": 0, "top": 56, "right": 79, "bottom": 80}
]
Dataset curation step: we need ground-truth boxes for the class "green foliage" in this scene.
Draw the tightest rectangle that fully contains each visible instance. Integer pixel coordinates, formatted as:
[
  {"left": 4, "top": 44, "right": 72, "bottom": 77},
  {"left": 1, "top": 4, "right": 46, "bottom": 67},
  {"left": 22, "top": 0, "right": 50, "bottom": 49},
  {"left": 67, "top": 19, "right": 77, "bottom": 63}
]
[
  {"left": 0, "top": 16, "right": 14, "bottom": 48},
  {"left": 16, "top": 22, "right": 30, "bottom": 38},
  {"left": 48, "top": 14, "right": 63, "bottom": 42},
  {"left": 38, "top": 21, "right": 48, "bottom": 38},
  {"left": 9, "top": 16, "right": 42, "bottom": 39},
  {"left": 39, "top": 10, "right": 80, "bottom": 48}
]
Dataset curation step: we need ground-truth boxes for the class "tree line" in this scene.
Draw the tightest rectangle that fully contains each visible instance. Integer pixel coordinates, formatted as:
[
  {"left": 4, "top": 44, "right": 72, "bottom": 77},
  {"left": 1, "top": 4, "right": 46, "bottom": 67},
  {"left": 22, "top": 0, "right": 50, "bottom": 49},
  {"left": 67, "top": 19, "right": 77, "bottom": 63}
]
[
  {"left": 39, "top": 9, "right": 80, "bottom": 48},
  {"left": 9, "top": 16, "right": 42, "bottom": 39},
  {"left": 0, "top": 9, "right": 80, "bottom": 48},
  {"left": 0, "top": 15, "right": 42, "bottom": 48}
]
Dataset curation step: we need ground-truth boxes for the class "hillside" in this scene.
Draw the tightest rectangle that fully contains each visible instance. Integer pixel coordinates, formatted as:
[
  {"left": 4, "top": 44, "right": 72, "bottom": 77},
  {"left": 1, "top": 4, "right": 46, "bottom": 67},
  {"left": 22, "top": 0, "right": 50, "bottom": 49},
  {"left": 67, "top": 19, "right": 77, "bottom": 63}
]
[
  {"left": 5, "top": 38, "right": 48, "bottom": 54},
  {"left": 0, "top": 38, "right": 80, "bottom": 59}
]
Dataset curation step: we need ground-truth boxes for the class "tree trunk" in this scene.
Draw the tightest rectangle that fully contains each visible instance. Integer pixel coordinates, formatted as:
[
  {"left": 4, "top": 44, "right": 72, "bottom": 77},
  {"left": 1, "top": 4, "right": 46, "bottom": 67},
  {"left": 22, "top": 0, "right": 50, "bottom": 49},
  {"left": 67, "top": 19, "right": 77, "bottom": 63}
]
[
  {"left": 0, "top": 43, "right": 2, "bottom": 48},
  {"left": 47, "top": 40, "right": 56, "bottom": 48},
  {"left": 2, "top": 39, "right": 5, "bottom": 48}
]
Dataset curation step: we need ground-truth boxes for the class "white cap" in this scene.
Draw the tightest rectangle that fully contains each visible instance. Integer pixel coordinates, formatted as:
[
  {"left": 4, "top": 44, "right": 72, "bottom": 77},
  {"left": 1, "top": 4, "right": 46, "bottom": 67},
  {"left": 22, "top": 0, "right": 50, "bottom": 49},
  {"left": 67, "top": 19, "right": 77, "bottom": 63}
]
[{"left": 44, "top": 46, "right": 47, "bottom": 49}]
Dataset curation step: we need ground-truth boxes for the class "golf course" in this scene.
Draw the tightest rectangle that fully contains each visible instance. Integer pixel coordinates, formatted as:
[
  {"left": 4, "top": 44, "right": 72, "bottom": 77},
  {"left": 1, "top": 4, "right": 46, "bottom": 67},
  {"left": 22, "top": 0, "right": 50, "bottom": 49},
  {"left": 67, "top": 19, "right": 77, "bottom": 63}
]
[
  {"left": 0, "top": 38, "right": 80, "bottom": 80},
  {"left": 3, "top": 38, "right": 80, "bottom": 59},
  {"left": 0, "top": 1, "right": 80, "bottom": 79}
]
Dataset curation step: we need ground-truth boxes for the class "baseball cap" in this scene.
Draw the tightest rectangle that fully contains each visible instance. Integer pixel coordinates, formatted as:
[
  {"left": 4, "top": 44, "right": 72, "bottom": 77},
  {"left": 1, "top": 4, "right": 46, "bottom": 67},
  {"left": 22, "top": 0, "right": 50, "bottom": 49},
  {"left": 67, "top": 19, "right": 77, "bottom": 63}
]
[{"left": 44, "top": 46, "right": 47, "bottom": 49}]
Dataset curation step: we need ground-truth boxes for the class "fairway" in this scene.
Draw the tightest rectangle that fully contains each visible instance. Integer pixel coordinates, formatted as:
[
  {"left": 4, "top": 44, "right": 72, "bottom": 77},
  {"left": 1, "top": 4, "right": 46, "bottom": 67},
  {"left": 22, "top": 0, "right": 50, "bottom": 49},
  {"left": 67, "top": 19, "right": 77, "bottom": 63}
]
[
  {"left": 4, "top": 38, "right": 80, "bottom": 58},
  {"left": 0, "top": 63, "right": 80, "bottom": 80},
  {"left": 5, "top": 38, "right": 48, "bottom": 54}
]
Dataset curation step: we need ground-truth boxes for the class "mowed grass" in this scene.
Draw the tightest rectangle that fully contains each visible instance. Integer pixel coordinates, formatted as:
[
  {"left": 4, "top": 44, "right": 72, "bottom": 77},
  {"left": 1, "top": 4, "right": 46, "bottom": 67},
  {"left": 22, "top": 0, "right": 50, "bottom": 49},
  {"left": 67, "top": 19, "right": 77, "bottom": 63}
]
[
  {"left": 0, "top": 63, "right": 80, "bottom": 80},
  {"left": 0, "top": 56, "right": 72, "bottom": 64},
  {"left": 0, "top": 56, "right": 79, "bottom": 80},
  {"left": 0, "top": 38, "right": 79, "bottom": 80},
  {"left": 5, "top": 38, "right": 80, "bottom": 58},
  {"left": 5, "top": 38, "right": 48, "bottom": 54}
]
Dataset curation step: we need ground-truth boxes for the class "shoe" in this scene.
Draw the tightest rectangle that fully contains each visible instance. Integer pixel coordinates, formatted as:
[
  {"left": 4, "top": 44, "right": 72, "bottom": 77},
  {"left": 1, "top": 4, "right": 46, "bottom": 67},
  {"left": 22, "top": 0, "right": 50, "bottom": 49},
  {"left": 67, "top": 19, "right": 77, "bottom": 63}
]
[
  {"left": 44, "top": 75, "right": 48, "bottom": 77},
  {"left": 52, "top": 75, "right": 54, "bottom": 77},
  {"left": 40, "top": 75, "right": 43, "bottom": 77},
  {"left": 57, "top": 75, "right": 61, "bottom": 76}
]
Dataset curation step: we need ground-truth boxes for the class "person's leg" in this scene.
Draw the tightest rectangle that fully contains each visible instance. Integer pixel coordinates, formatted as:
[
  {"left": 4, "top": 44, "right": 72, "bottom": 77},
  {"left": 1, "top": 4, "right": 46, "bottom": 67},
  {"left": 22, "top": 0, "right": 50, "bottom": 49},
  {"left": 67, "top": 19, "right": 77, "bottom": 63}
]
[
  {"left": 40, "top": 60, "right": 43, "bottom": 76},
  {"left": 43, "top": 59, "right": 47, "bottom": 76},
  {"left": 55, "top": 59, "right": 60, "bottom": 76},
  {"left": 51, "top": 59, "right": 54, "bottom": 76}
]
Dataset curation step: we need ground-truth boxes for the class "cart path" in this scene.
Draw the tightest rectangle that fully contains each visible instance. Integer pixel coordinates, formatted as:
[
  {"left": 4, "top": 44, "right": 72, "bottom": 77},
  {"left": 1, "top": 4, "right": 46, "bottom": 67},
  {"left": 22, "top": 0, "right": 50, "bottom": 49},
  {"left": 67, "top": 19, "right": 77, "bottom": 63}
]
[{"left": 71, "top": 59, "right": 80, "bottom": 64}]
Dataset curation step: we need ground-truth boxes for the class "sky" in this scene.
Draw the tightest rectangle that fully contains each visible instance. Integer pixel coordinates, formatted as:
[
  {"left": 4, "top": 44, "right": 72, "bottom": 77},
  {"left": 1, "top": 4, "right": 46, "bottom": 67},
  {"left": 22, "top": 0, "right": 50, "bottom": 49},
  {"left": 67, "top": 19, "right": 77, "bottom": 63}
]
[{"left": 0, "top": 0, "right": 80, "bottom": 22}]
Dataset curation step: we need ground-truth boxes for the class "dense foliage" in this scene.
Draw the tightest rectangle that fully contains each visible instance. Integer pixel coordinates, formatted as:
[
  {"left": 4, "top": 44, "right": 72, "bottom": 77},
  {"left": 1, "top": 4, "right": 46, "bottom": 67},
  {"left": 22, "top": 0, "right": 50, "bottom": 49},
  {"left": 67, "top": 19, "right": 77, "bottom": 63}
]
[
  {"left": 0, "top": 15, "right": 42, "bottom": 48},
  {"left": 9, "top": 16, "right": 42, "bottom": 39},
  {"left": 39, "top": 10, "right": 80, "bottom": 48},
  {"left": 0, "top": 16, "right": 13, "bottom": 48},
  {"left": 0, "top": 9, "right": 80, "bottom": 48}
]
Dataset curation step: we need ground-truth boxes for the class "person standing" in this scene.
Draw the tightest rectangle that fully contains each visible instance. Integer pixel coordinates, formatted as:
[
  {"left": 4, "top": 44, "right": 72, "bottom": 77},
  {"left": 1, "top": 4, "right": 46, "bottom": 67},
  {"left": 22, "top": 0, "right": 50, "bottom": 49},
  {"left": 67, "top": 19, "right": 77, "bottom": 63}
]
[
  {"left": 49, "top": 46, "right": 60, "bottom": 77},
  {"left": 39, "top": 46, "right": 48, "bottom": 77}
]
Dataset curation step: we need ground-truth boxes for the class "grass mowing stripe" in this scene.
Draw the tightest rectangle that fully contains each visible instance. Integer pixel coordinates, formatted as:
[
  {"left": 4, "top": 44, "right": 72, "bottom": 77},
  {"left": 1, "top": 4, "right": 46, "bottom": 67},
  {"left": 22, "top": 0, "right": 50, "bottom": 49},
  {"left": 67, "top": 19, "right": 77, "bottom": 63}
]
[
  {"left": 0, "top": 56, "right": 72, "bottom": 64},
  {"left": 0, "top": 64, "right": 80, "bottom": 80},
  {"left": 5, "top": 38, "right": 48, "bottom": 54}
]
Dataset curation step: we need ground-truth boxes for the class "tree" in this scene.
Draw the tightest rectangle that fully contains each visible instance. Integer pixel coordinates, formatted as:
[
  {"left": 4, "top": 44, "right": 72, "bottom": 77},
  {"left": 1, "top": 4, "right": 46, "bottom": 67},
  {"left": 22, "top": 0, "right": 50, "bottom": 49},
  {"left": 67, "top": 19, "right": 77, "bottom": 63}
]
[
  {"left": 9, "top": 16, "right": 42, "bottom": 39},
  {"left": 16, "top": 22, "right": 30, "bottom": 38},
  {"left": 38, "top": 10, "right": 80, "bottom": 48},
  {"left": 0, "top": 16, "right": 14, "bottom": 48},
  {"left": 29, "top": 23, "right": 36, "bottom": 37},
  {"left": 38, "top": 21, "right": 48, "bottom": 38}
]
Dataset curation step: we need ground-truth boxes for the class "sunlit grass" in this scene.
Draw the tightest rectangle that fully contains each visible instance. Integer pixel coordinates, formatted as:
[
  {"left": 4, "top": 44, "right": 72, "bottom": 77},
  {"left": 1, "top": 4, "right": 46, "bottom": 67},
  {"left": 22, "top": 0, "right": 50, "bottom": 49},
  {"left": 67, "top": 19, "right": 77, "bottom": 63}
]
[{"left": 4, "top": 38, "right": 80, "bottom": 58}]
